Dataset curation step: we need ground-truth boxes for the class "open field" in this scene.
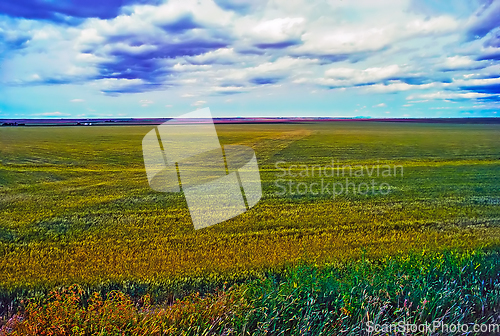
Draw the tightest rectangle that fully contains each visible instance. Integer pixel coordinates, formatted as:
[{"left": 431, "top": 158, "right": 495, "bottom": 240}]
[{"left": 1, "top": 122, "right": 500, "bottom": 334}]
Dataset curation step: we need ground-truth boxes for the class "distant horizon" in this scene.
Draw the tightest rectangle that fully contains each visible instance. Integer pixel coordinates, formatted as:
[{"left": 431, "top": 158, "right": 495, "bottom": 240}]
[
  {"left": 2, "top": 116, "right": 500, "bottom": 123},
  {"left": 2, "top": 116, "right": 500, "bottom": 119}
]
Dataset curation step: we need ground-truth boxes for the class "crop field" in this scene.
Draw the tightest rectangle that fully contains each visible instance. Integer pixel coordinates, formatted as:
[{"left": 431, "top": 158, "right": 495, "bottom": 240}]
[{"left": 1, "top": 122, "right": 500, "bottom": 334}]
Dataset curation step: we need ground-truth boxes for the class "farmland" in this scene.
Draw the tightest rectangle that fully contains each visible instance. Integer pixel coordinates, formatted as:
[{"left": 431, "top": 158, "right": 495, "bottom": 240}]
[{"left": 0, "top": 122, "right": 500, "bottom": 334}]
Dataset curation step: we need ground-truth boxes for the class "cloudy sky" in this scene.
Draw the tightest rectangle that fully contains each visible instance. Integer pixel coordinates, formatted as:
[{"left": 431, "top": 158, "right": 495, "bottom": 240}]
[{"left": 0, "top": 0, "right": 499, "bottom": 118}]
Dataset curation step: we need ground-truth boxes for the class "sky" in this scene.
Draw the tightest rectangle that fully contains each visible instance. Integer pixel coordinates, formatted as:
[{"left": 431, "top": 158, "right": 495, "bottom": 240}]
[{"left": 0, "top": 0, "right": 499, "bottom": 118}]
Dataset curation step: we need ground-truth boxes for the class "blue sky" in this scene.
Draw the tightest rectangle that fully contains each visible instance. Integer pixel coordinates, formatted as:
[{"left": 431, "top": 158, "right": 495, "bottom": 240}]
[{"left": 0, "top": 0, "right": 499, "bottom": 118}]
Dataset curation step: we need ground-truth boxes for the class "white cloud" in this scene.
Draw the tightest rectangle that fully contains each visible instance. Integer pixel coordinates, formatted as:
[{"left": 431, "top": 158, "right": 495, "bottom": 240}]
[
  {"left": 139, "top": 99, "right": 154, "bottom": 107},
  {"left": 407, "top": 91, "right": 492, "bottom": 100},
  {"left": 291, "top": 15, "right": 458, "bottom": 59},
  {"left": 250, "top": 17, "right": 305, "bottom": 46},
  {"left": 295, "top": 26, "right": 391, "bottom": 56},
  {"left": 368, "top": 82, "right": 435, "bottom": 93},
  {"left": 430, "top": 106, "right": 452, "bottom": 109},
  {"left": 32, "top": 111, "right": 70, "bottom": 117},
  {"left": 444, "top": 56, "right": 473, "bottom": 68},
  {"left": 70, "top": 99, "right": 85, "bottom": 103},
  {"left": 93, "top": 78, "right": 145, "bottom": 93},
  {"left": 452, "top": 77, "right": 500, "bottom": 87},
  {"left": 438, "top": 56, "right": 487, "bottom": 71},
  {"left": 323, "top": 65, "right": 403, "bottom": 87},
  {"left": 373, "top": 103, "right": 386, "bottom": 107},
  {"left": 404, "top": 16, "right": 459, "bottom": 37},
  {"left": 211, "top": 86, "right": 248, "bottom": 95},
  {"left": 185, "top": 48, "right": 238, "bottom": 65},
  {"left": 192, "top": 100, "right": 207, "bottom": 106}
]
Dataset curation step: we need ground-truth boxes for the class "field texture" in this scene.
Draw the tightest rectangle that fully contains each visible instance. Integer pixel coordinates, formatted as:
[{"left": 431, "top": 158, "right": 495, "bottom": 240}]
[{"left": 0, "top": 122, "right": 499, "bottom": 334}]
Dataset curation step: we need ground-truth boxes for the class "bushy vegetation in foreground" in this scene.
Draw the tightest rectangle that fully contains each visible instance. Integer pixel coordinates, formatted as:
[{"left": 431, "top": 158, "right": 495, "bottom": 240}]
[{"left": 1, "top": 248, "right": 499, "bottom": 335}]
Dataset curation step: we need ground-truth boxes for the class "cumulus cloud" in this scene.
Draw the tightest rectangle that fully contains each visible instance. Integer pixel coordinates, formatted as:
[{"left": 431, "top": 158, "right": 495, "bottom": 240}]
[
  {"left": 477, "top": 45, "right": 500, "bottom": 61},
  {"left": 184, "top": 48, "right": 238, "bottom": 65},
  {"left": 292, "top": 26, "right": 391, "bottom": 61},
  {"left": 466, "top": 0, "right": 500, "bottom": 40},
  {"left": 290, "top": 15, "right": 458, "bottom": 62},
  {"left": 439, "top": 56, "right": 487, "bottom": 71},
  {"left": 0, "top": 20, "right": 32, "bottom": 53},
  {"left": 245, "top": 57, "right": 314, "bottom": 85},
  {"left": 192, "top": 100, "right": 207, "bottom": 106},
  {"left": 324, "top": 65, "right": 404, "bottom": 86},
  {"left": 69, "top": 0, "right": 234, "bottom": 94},
  {"left": 457, "top": 77, "right": 500, "bottom": 95},
  {"left": 305, "top": 64, "right": 435, "bottom": 91},
  {"left": 250, "top": 17, "right": 305, "bottom": 49},
  {"left": 94, "top": 78, "right": 151, "bottom": 95},
  {"left": 210, "top": 85, "right": 247, "bottom": 95}
]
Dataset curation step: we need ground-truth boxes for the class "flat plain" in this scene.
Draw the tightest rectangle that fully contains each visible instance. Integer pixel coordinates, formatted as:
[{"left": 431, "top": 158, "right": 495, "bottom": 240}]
[{"left": 0, "top": 122, "right": 499, "bottom": 334}]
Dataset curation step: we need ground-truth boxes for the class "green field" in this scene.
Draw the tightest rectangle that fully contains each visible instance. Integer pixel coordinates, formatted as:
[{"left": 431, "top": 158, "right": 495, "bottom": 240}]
[{"left": 1, "top": 122, "right": 499, "bottom": 334}]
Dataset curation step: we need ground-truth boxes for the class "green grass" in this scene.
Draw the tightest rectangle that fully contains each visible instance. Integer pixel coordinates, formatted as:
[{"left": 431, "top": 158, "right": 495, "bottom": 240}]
[{"left": 2, "top": 248, "right": 500, "bottom": 335}]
